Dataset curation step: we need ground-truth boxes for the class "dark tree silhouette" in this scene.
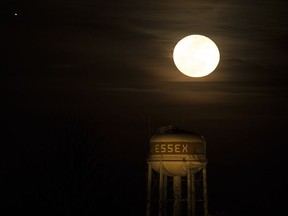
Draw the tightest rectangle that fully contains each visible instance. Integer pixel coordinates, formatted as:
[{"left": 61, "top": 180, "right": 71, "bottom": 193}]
[{"left": 0, "top": 114, "right": 116, "bottom": 215}]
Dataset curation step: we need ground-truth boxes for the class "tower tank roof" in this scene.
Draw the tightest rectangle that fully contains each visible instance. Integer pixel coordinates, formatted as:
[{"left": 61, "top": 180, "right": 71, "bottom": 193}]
[{"left": 150, "top": 125, "right": 205, "bottom": 143}]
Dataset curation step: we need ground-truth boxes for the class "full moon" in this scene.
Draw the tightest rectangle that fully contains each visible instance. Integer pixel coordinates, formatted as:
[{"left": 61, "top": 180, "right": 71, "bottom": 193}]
[{"left": 173, "top": 35, "right": 220, "bottom": 78}]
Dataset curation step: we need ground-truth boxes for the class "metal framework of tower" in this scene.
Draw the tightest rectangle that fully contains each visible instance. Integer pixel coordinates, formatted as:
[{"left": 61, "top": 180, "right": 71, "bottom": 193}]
[{"left": 146, "top": 161, "right": 208, "bottom": 216}]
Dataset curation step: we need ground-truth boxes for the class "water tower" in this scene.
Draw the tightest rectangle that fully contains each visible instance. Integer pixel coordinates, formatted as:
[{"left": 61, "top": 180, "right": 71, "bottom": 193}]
[{"left": 146, "top": 125, "right": 208, "bottom": 216}]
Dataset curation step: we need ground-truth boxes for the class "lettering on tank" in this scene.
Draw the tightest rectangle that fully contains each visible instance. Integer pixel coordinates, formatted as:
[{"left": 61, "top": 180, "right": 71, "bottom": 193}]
[{"left": 151, "top": 142, "right": 204, "bottom": 155}]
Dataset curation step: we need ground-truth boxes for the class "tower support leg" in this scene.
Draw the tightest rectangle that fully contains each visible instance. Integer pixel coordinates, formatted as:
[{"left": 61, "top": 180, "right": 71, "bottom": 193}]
[
  {"left": 146, "top": 163, "right": 152, "bottom": 216},
  {"left": 159, "top": 163, "right": 164, "bottom": 216},
  {"left": 163, "top": 174, "right": 167, "bottom": 216},
  {"left": 173, "top": 176, "right": 181, "bottom": 216},
  {"left": 191, "top": 170, "right": 196, "bottom": 216},
  {"left": 203, "top": 167, "right": 208, "bottom": 216},
  {"left": 187, "top": 169, "right": 192, "bottom": 216}
]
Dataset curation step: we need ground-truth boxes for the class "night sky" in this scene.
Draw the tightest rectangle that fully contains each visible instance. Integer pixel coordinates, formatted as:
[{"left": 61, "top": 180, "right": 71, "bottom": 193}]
[{"left": 1, "top": 0, "right": 288, "bottom": 215}]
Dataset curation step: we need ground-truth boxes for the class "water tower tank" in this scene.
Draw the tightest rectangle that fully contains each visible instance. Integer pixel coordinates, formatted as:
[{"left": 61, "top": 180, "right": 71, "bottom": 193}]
[{"left": 149, "top": 125, "right": 206, "bottom": 176}]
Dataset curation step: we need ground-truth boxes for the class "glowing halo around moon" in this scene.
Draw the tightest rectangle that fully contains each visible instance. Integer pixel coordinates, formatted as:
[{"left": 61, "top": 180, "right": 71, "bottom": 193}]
[{"left": 173, "top": 35, "right": 220, "bottom": 78}]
